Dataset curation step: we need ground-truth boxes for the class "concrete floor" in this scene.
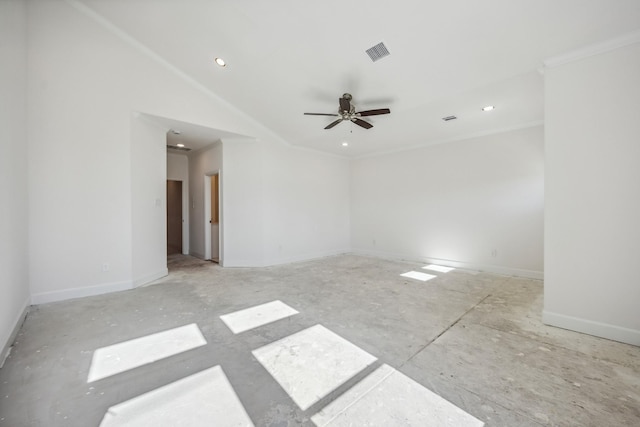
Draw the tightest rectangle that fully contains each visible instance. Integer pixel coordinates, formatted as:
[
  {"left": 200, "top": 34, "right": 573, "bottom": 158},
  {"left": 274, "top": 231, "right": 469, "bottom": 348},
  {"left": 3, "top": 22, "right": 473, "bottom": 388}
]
[{"left": 0, "top": 254, "right": 639, "bottom": 426}]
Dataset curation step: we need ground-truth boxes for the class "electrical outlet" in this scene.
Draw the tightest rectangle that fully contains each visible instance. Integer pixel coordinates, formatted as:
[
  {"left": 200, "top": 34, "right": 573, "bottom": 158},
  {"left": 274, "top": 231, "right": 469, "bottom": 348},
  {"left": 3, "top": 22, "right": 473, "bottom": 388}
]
[
  {"left": 491, "top": 249, "right": 498, "bottom": 258},
  {"left": 372, "top": 239, "right": 376, "bottom": 247},
  {"left": 102, "top": 263, "right": 110, "bottom": 272}
]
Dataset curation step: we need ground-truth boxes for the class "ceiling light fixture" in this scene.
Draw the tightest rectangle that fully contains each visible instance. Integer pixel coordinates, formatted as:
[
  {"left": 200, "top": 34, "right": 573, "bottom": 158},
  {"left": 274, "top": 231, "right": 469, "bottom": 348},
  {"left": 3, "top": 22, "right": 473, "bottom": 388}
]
[
  {"left": 214, "top": 57, "right": 226, "bottom": 67},
  {"left": 177, "top": 143, "right": 185, "bottom": 148},
  {"left": 482, "top": 105, "right": 495, "bottom": 112},
  {"left": 342, "top": 142, "right": 349, "bottom": 147}
]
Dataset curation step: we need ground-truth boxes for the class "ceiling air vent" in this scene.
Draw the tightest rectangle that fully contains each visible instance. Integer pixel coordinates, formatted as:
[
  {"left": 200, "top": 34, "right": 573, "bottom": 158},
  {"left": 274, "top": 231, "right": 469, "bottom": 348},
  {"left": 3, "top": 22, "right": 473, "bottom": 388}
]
[
  {"left": 366, "top": 42, "right": 390, "bottom": 62},
  {"left": 442, "top": 115, "right": 457, "bottom": 121},
  {"left": 166, "top": 145, "right": 191, "bottom": 152}
]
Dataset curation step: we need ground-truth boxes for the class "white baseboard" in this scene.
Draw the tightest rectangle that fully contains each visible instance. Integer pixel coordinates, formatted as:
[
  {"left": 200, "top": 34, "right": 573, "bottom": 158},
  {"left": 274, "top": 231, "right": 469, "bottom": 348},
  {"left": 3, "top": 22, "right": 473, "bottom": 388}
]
[
  {"left": 352, "top": 249, "right": 543, "bottom": 280},
  {"left": 31, "top": 280, "right": 132, "bottom": 305},
  {"left": 220, "top": 259, "right": 259, "bottom": 268},
  {"left": 132, "top": 269, "right": 168, "bottom": 288},
  {"left": 261, "top": 249, "right": 351, "bottom": 268},
  {"left": 543, "top": 310, "right": 640, "bottom": 346},
  {"left": 1, "top": 297, "right": 30, "bottom": 369},
  {"left": 190, "top": 251, "right": 205, "bottom": 260}
]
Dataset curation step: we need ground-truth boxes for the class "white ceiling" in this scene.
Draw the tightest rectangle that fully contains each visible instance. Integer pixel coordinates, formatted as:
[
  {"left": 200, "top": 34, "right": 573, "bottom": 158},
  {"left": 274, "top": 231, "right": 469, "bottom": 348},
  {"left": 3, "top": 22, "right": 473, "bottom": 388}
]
[
  {"left": 82, "top": 0, "right": 640, "bottom": 157},
  {"left": 139, "top": 113, "right": 250, "bottom": 152}
]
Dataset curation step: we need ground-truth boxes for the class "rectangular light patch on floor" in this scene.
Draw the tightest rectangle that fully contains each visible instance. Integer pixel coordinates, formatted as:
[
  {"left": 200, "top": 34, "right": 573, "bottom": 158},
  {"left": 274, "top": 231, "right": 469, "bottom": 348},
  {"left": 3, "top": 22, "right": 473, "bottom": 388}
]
[
  {"left": 220, "top": 300, "right": 299, "bottom": 334},
  {"left": 100, "top": 365, "right": 254, "bottom": 426},
  {"left": 87, "top": 323, "right": 206, "bottom": 383},
  {"left": 311, "top": 364, "right": 484, "bottom": 427},
  {"left": 401, "top": 271, "right": 437, "bottom": 282},
  {"left": 252, "top": 324, "right": 377, "bottom": 411},
  {"left": 423, "top": 264, "right": 455, "bottom": 273}
]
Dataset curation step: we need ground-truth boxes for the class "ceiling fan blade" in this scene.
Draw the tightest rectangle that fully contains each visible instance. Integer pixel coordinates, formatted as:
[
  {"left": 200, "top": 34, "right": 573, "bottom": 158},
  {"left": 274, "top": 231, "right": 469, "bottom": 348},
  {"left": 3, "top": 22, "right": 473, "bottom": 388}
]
[
  {"left": 339, "top": 96, "right": 351, "bottom": 112},
  {"left": 324, "top": 119, "right": 343, "bottom": 129},
  {"left": 352, "top": 118, "right": 373, "bottom": 129},
  {"left": 357, "top": 108, "right": 390, "bottom": 117},
  {"left": 304, "top": 113, "right": 340, "bottom": 116}
]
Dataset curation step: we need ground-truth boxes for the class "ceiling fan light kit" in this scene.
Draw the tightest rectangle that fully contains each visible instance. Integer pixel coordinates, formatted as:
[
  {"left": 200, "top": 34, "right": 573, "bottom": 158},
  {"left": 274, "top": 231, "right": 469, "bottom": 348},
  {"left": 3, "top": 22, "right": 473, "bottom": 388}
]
[{"left": 304, "top": 93, "right": 390, "bottom": 130}]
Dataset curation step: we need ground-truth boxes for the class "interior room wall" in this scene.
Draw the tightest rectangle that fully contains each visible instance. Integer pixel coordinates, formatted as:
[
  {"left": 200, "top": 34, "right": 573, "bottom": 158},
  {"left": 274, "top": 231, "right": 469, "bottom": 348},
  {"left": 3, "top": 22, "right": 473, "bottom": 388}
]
[
  {"left": 544, "top": 39, "right": 640, "bottom": 345},
  {"left": 0, "top": 0, "right": 30, "bottom": 364},
  {"left": 131, "top": 115, "right": 168, "bottom": 286},
  {"left": 350, "top": 126, "right": 544, "bottom": 278},
  {"left": 167, "top": 152, "right": 189, "bottom": 254},
  {"left": 26, "top": 0, "right": 351, "bottom": 301},
  {"left": 187, "top": 138, "right": 352, "bottom": 268},
  {"left": 261, "top": 144, "right": 351, "bottom": 266},
  {"left": 188, "top": 142, "right": 223, "bottom": 261},
  {"left": 217, "top": 138, "right": 265, "bottom": 267}
]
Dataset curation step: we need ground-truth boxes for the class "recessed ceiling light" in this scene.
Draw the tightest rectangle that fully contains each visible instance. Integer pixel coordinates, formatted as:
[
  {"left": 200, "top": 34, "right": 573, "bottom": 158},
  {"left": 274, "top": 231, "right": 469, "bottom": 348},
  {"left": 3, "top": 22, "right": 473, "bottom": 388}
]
[
  {"left": 482, "top": 105, "right": 495, "bottom": 112},
  {"left": 214, "top": 57, "right": 226, "bottom": 67},
  {"left": 341, "top": 142, "right": 349, "bottom": 147},
  {"left": 177, "top": 143, "right": 185, "bottom": 148}
]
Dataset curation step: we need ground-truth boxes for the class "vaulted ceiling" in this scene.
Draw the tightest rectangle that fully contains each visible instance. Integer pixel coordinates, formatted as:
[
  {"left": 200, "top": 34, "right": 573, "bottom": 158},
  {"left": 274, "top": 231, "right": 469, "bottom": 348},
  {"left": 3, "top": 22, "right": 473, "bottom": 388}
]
[{"left": 81, "top": 0, "right": 640, "bottom": 157}]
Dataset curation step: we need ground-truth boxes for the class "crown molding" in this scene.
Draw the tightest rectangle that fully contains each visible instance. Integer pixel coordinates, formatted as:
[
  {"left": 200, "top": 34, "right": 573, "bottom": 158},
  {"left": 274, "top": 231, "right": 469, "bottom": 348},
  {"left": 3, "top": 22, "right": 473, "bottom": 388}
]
[{"left": 544, "top": 29, "right": 640, "bottom": 69}]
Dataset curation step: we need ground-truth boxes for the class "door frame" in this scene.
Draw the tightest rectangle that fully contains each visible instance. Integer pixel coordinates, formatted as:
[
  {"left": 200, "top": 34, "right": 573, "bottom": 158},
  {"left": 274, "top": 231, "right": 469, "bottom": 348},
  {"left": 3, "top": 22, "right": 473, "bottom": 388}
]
[{"left": 203, "top": 171, "right": 223, "bottom": 265}]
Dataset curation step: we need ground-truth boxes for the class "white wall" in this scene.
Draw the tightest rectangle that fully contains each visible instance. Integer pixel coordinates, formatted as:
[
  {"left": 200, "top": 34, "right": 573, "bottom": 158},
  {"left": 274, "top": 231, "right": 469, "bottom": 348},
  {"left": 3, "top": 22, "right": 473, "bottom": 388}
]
[
  {"left": 26, "top": 0, "right": 352, "bottom": 302},
  {"left": 167, "top": 152, "right": 189, "bottom": 180},
  {"left": 187, "top": 137, "right": 351, "bottom": 268},
  {"left": 544, "top": 40, "right": 640, "bottom": 345},
  {"left": 220, "top": 139, "right": 265, "bottom": 267},
  {"left": 261, "top": 144, "right": 351, "bottom": 265},
  {"left": 0, "top": 0, "right": 30, "bottom": 364},
  {"left": 167, "top": 152, "right": 189, "bottom": 254},
  {"left": 188, "top": 142, "right": 223, "bottom": 260},
  {"left": 351, "top": 126, "right": 544, "bottom": 278},
  {"left": 131, "top": 115, "right": 168, "bottom": 286}
]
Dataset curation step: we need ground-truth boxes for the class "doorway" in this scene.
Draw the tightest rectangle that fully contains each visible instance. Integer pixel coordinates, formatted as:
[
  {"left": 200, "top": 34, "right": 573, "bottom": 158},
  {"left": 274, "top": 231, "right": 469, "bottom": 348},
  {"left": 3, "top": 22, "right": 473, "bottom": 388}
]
[
  {"left": 166, "top": 180, "right": 183, "bottom": 255},
  {"left": 204, "top": 172, "right": 221, "bottom": 263}
]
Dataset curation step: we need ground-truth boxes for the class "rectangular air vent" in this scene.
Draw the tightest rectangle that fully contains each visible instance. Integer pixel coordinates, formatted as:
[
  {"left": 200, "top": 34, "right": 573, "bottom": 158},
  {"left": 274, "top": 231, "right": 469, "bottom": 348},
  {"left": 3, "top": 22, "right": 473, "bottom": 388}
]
[
  {"left": 166, "top": 145, "right": 191, "bottom": 152},
  {"left": 366, "top": 42, "right": 390, "bottom": 62},
  {"left": 442, "top": 115, "right": 457, "bottom": 121}
]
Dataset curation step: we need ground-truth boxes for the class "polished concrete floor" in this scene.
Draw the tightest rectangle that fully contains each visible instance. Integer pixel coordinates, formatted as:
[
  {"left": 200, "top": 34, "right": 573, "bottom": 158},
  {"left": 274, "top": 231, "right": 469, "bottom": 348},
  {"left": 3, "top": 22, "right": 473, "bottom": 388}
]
[{"left": 1, "top": 254, "right": 639, "bottom": 426}]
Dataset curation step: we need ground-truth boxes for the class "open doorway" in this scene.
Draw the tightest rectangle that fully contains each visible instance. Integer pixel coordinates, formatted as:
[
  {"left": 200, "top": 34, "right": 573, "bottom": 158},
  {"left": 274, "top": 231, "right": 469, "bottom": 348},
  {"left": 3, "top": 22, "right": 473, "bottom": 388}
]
[
  {"left": 204, "top": 172, "right": 221, "bottom": 263},
  {"left": 166, "top": 180, "right": 183, "bottom": 255}
]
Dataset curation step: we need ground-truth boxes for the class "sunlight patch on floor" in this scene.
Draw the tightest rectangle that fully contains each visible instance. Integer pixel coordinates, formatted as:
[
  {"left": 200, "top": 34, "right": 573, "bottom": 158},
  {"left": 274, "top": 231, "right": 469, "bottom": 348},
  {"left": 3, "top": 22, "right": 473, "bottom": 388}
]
[
  {"left": 87, "top": 323, "right": 206, "bottom": 383},
  {"left": 99, "top": 365, "right": 254, "bottom": 426},
  {"left": 312, "top": 364, "right": 484, "bottom": 427},
  {"left": 401, "top": 271, "right": 437, "bottom": 282},
  {"left": 423, "top": 264, "right": 455, "bottom": 273},
  {"left": 252, "top": 324, "right": 377, "bottom": 411},
  {"left": 220, "top": 300, "right": 299, "bottom": 334}
]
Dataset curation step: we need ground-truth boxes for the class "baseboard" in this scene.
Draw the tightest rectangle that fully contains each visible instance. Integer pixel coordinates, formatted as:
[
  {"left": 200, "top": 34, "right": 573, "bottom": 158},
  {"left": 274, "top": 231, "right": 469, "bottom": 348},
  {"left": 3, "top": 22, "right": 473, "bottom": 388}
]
[
  {"left": 261, "top": 249, "right": 351, "bottom": 268},
  {"left": 543, "top": 310, "right": 640, "bottom": 346},
  {"left": 132, "top": 269, "right": 168, "bottom": 287},
  {"left": 1, "top": 297, "right": 30, "bottom": 368},
  {"left": 352, "top": 249, "right": 543, "bottom": 280},
  {"left": 190, "top": 251, "right": 205, "bottom": 260},
  {"left": 220, "top": 259, "right": 261, "bottom": 268},
  {"left": 31, "top": 280, "right": 133, "bottom": 305},
  {"left": 222, "top": 249, "right": 543, "bottom": 278}
]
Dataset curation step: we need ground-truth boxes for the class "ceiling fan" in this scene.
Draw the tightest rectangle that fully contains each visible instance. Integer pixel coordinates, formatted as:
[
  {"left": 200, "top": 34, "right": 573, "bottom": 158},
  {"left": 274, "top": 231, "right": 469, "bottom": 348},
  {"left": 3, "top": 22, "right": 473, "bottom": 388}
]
[{"left": 304, "top": 93, "right": 390, "bottom": 130}]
